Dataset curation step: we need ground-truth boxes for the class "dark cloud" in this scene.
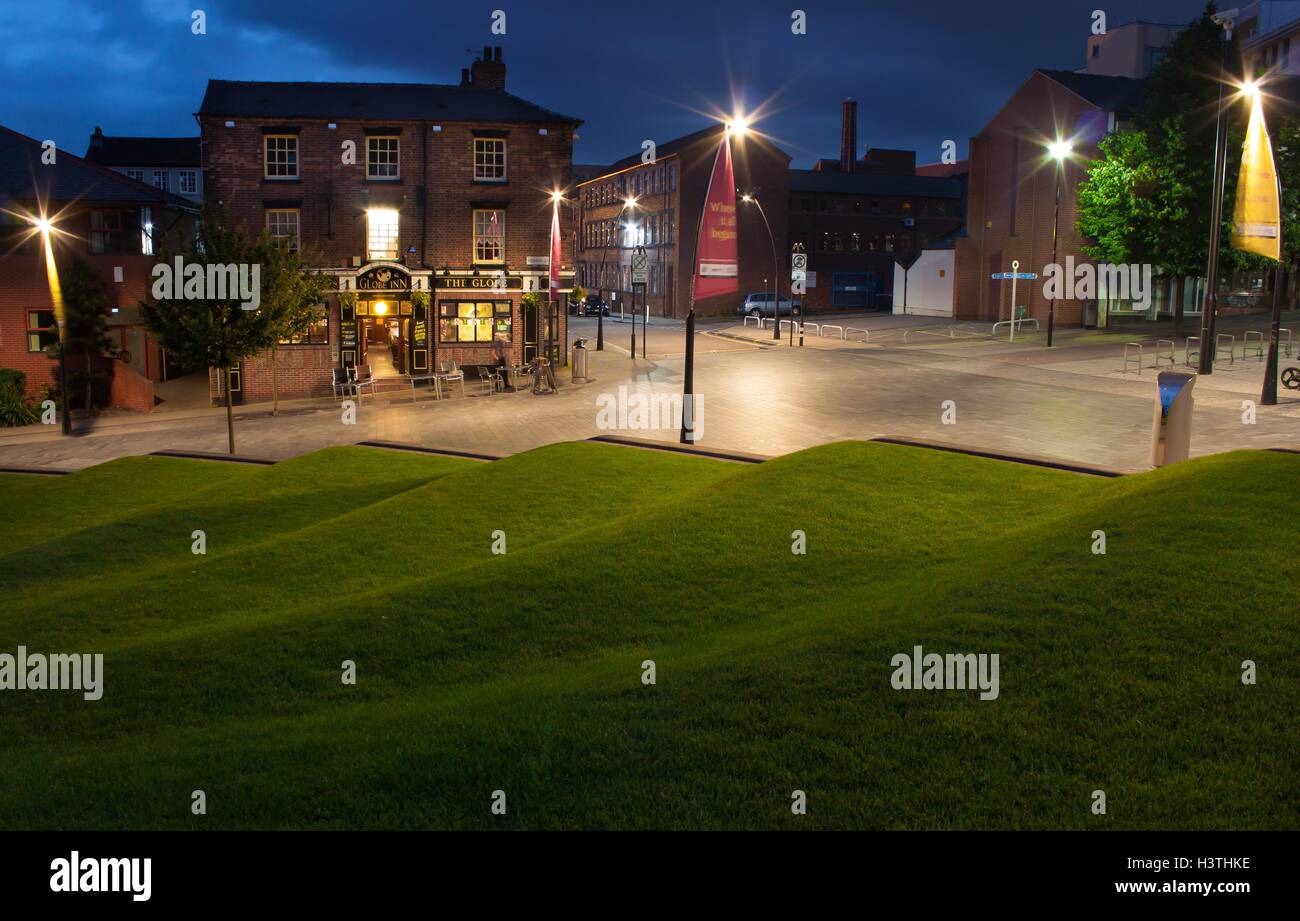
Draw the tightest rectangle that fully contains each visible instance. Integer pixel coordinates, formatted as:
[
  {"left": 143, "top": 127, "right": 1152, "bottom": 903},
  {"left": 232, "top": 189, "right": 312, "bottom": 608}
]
[{"left": 3, "top": 0, "right": 1210, "bottom": 166}]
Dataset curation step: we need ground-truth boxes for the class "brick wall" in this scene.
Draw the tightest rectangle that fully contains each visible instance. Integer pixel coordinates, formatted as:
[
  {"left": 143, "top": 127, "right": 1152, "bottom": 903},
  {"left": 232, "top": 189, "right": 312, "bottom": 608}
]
[{"left": 955, "top": 72, "right": 1102, "bottom": 326}]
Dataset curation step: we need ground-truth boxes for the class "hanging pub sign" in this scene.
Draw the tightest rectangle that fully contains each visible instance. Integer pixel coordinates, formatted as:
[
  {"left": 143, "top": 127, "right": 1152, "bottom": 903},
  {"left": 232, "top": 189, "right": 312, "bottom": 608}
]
[
  {"left": 356, "top": 265, "right": 411, "bottom": 291},
  {"left": 436, "top": 274, "right": 524, "bottom": 290}
]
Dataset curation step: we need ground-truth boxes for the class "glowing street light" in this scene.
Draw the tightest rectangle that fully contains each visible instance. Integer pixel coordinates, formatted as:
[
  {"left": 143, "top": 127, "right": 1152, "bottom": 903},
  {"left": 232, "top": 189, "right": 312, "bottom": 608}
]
[
  {"left": 741, "top": 193, "right": 782, "bottom": 342},
  {"left": 1044, "top": 138, "right": 1075, "bottom": 348}
]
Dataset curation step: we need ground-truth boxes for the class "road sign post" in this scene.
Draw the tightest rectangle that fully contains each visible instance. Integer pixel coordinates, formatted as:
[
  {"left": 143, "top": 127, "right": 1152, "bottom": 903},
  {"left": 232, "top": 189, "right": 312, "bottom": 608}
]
[
  {"left": 631, "top": 248, "right": 648, "bottom": 359},
  {"left": 991, "top": 262, "right": 1038, "bottom": 342},
  {"left": 791, "top": 245, "right": 807, "bottom": 346}
]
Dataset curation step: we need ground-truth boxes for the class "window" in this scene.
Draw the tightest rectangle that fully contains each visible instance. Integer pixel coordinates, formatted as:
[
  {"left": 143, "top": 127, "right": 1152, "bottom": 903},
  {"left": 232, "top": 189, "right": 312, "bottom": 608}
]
[
  {"left": 125, "top": 169, "right": 144, "bottom": 182},
  {"left": 266, "top": 209, "right": 301, "bottom": 251},
  {"left": 367, "top": 136, "right": 400, "bottom": 180},
  {"left": 280, "top": 306, "right": 328, "bottom": 344},
  {"left": 141, "top": 206, "right": 154, "bottom": 256},
  {"left": 439, "top": 301, "right": 511, "bottom": 343},
  {"left": 473, "top": 209, "right": 504, "bottom": 263},
  {"left": 264, "top": 135, "right": 298, "bottom": 179},
  {"left": 473, "top": 137, "right": 506, "bottom": 181},
  {"left": 669, "top": 163, "right": 677, "bottom": 191},
  {"left": 89, "top": 209, "right": 125, "bottom": 254},
  {"left": 26, "top": 310, "right": 57, "bottom": 352},
  {"left": 179, "top": 170, "right": 198, "bottom": 194},
  {"left": 367, "top": 208, "right": 399, "bottom": 260}
]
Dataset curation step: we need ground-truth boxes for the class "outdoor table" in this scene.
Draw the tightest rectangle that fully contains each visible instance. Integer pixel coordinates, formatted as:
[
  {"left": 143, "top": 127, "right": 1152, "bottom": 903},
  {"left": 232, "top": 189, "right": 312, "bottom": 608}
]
[{"left": 406, "top": 374, "right": 442, "bottom": 402}]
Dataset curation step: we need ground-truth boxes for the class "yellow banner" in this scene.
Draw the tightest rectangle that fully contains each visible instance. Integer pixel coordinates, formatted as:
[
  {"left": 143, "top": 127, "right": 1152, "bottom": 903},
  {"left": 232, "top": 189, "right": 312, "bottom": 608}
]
[{"left": 1230, "top": 92, "right": 1281, "bottom": 261}]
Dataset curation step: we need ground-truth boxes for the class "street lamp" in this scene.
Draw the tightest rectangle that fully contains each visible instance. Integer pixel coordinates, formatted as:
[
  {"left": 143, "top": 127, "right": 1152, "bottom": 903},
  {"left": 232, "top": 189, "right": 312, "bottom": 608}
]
[
  {"left": 741, "top": 193, "right": 781, "bottom": 341},
  {"left": 1046, "top": 139, "right": 1073, "bottom": 348},
  {"left": 30, "top": 212, "right": 71, "bottom": 435}
]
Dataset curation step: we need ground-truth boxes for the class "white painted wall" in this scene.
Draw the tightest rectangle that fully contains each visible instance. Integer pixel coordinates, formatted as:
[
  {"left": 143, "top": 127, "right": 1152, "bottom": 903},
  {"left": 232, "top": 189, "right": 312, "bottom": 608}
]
[{"left": 893, "top": 250, "right": 954, "bottom": 317}]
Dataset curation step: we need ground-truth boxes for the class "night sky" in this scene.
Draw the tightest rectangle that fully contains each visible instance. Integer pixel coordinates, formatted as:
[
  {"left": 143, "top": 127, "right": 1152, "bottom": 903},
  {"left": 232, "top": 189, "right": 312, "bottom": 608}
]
[{"left": 3, "top": 0, "right": 1211, "bottom": 169}]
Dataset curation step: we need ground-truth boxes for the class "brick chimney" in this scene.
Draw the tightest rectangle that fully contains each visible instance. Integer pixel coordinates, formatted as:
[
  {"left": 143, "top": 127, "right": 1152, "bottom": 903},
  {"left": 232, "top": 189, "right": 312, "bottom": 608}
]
[
  {"left": 840, "top": 99, "right": 857, "bottom": 174},
  {"left": 470, "top": 46, "right": 506, "bottom": 91}
]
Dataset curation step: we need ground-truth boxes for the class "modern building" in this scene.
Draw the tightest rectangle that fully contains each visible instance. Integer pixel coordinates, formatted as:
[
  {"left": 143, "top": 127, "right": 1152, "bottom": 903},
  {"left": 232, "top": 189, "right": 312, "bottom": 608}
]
[
  {"left": 787, "top": 100, "right": 965, "bottom": 311},
  {"left": 575, "top": 124, "right": 790, "bottom": 319},
  {"left": 953, "top": 69, "right": 1147, "bottom": 327},
  {"left": 0, "top": 124, "right": 195, "bottom": 407},
  {"left": 1229, "top": 1, "right": 1300, "bottom": 76},
  {"left": 1084, "top": 20, "right": 1181, "bottom": 78},
  {"left": 196, "top": 47, "right": 580, "bottom": 404},
  {"left": 84, "top": 128, "right": 203, "bottom": 202}
]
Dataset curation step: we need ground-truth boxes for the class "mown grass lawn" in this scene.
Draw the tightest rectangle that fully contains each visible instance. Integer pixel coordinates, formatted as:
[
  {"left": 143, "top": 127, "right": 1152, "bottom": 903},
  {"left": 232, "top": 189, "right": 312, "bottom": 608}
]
[{"left": 0, "top": 441, "right": 1295, "bottom": 829}]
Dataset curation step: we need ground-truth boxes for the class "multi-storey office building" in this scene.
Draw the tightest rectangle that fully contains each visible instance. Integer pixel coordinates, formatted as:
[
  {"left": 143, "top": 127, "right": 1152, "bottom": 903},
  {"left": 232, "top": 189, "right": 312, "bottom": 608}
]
[
  {"left": 197, "top": 47, "right": 580, "bottom": 403},
  {"left": 575, "top": 124, "right": 790, "bottom": 319}
]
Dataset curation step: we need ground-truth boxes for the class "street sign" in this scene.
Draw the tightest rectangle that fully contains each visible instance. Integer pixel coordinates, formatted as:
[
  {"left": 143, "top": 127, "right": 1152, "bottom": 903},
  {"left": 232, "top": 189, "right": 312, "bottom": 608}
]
[
  {"left": 631, "top": 250, "right": 649, "bottom": 285},
  {"left": 792, "top": 252, "right": 808, "bottom": 272},
  {"left": 991, "top": 272, "right": 1037, "bottom": 280}
]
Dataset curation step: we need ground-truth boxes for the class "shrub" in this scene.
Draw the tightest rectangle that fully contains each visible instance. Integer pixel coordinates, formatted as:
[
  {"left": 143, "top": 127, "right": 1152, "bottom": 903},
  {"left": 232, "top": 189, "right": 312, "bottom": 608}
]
[{"left": 0, "top": 368, "right": 40, "bottom": 427}]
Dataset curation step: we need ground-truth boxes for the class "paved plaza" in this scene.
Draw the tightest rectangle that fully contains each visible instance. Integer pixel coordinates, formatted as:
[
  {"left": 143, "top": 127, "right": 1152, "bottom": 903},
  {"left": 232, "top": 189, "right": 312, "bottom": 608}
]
[{"left": 2, "top": 313, "right": 1296, "bottom": 473}]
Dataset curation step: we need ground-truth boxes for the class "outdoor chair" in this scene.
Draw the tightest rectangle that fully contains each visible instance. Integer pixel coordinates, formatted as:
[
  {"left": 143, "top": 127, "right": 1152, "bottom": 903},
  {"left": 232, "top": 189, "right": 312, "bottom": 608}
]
[
  {"left": 437, "top": 361, "right": 466, "bottom": 398},
  {"left": 331, "top": 367, "right": 355, "bottom": 401}
]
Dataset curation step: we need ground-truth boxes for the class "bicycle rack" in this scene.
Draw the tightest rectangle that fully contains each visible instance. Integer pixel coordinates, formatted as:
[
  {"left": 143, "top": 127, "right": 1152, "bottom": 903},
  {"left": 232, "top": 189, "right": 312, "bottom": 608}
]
[
  {"left": 1154, "top": 339, "right": 1176, "bottom": 367},
  {"left": 1215, "top": 333, "right": 1236, "bottom": 365},
  {"left": 1122, "top": 342, "right": 1144, "bottom": 375},
  {"left": 1185, "top": 337, "right": 1200, "bottom": 368},
  {"left": 1282, "top": 328, "right": 1293, "bottom": 357},
  {"left": 844, "top": 327, "right": 869, "bottom": 341},
  {"left": 1244, "top": 330, "right": 1265, "bottom": 361},
  {"left": 819, "top": 324, "right": 844, "bottom": 339}
]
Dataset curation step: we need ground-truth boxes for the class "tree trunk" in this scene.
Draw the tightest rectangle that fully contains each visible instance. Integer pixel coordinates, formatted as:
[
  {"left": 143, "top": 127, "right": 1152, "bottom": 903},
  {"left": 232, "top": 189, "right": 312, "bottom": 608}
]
[
  {"left": 271, "top": 348, "right": 279, "bottom": 416},
  {"left": 223, "top": 366, "right": 236, "bottom": 455},
  {"left": 1172, "top": 276, "right": 1185, "bottom": 339},
  {"left": 84, "top": 351, "right": 93, "bottom": 419}
]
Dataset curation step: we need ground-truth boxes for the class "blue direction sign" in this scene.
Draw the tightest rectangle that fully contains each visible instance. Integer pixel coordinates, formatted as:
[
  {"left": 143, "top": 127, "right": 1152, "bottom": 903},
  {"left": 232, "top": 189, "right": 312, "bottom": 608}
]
[{"left": 991, "top": 272, "right": 1037, "bottom": 280}]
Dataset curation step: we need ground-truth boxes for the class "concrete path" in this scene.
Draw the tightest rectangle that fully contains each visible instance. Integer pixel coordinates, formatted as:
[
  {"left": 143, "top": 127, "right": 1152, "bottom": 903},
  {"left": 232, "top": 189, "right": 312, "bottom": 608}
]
[{"left": 2, "top": 319, "right": 1296, "bottom": 472}]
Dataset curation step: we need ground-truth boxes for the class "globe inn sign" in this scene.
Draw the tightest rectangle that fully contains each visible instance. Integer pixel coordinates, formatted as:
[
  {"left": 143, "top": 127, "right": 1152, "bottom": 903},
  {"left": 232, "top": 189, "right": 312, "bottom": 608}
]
[{"left": 196, "top": 49, "right": 580, "bottom": 404}]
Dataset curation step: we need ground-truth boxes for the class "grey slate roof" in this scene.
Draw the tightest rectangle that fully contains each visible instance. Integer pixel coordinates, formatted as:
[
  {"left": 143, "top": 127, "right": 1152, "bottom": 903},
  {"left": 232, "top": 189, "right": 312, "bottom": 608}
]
[
  {"left": 85, "top": 135, "right": 201, "bottom": 168},
  {"left": 1037, "top": 70, "right": 1147, "bottom": 116},
  {"left": 198, "top": 80, "right": 582, "bottom": 126},
  {"left": 788, "top": 169, "right": 963, "bottom": 199},
  {"left": 0, "top": 124, "right": 194, "bottom": 208}
]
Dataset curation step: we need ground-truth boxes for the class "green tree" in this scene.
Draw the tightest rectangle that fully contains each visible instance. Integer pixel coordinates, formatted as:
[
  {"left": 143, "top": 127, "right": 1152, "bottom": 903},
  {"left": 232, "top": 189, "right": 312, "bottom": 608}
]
[
  {"left": 50, "top": 256, "right": 114, "bottom": 415},
  {"left": 256, "top": 242, "right": 330, "bottom": 415},
  {"left": 1076, "top": 130, "right": 1158, "bottom": 265},
  {"left": 142, "top": 211, "right": 328, "bottom": 453}
]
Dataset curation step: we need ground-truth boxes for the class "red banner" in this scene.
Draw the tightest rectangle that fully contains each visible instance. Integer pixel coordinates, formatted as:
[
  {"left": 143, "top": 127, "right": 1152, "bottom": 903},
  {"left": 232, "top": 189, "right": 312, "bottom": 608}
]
[
  {"left": 693, "top": 131, "right": 739, "bottom": 301},
  {"left": 549, "top": 198, "right": 562, "bottom": 296}
]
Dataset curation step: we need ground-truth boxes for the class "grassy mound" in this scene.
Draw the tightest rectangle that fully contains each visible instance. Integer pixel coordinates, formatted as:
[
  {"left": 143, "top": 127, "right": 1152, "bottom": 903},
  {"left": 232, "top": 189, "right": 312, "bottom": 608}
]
[{"left": 0, "top": 441, "right": 1294, "bottom": 829}]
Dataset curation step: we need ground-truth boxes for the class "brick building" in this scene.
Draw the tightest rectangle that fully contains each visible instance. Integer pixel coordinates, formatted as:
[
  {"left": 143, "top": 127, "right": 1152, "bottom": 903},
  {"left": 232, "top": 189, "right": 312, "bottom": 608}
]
[
  {"left": 196, "top": 47, "right": 580, "bottom": 404},
  {"left": 786, "top": 100, "right": 965, "bottom": 312},
  {"left": 954, "top": 69, "right": 1146, "bottom": 327},
  {"left": 575, "top": 124, "right": 790, "bottom": 319},
  {"left": 84, "top": 129, "right": 204, "bottom": 202},
  {"left": 0, "top": 124, "right": 194, "bottom": 405}
]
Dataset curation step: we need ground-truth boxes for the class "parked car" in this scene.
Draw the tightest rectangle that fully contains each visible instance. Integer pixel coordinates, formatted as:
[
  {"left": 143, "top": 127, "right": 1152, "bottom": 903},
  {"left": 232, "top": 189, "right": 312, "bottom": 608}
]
[
  {"left": 570, "top": 294, "right": 611, "bottom": 317},
  {"left": 738, "top": 292, "right": 794, "bottom": 318}
]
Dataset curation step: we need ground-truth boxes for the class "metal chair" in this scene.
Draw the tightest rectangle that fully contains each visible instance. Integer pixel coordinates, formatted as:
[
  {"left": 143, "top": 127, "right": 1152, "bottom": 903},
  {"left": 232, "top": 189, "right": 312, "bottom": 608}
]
[
  {"left": 331, "top": 367, "right": 355, "bottom": 401},
  {"left": 437, "top": 361, "right": 466, "bottom": 398}
]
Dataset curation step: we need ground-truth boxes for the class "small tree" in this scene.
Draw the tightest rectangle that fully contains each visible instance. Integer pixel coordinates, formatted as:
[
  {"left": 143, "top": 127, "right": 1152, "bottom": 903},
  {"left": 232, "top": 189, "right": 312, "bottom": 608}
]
[
  {"left": 257, "top": 242, "right": 331, "bottom": 415},
  {"left": 142, "top": 211, "right": 328, "bottom": 453},
  {"left": 50, "top": 256, "right": 114, "bottom": 414}
]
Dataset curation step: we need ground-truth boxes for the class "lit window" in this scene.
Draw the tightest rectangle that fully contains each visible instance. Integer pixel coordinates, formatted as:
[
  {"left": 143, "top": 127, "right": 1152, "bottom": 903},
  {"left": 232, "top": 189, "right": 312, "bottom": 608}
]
[
  {"left": 266, "top": 209, "right": 301, "bottom": 251},
  {"left": 178, "top": 171, "right": 198, "bottom": 194},
  {"left": 368, "top": 209, "right": 399, "bottom": 260},
  {"left": 438, "top": 301, "right": 511, "bottom": 343},
  {"left": 473, "top": 209, "right": 504, "bottom": 263},
  {"left": 141, "top": 207, "right": 154, "bottom": 256},
  {"left": 473, "top": 138, "right": 506, "bottom": 181},
  {"left": 26, "top": 310, "right": 58, "bottom": 352},
  {"left": 367, "top": 136, "right": 400, "bottom": 180},
  {"left": 280, "top": 306, "right": 329, "bottom": 344},
  {"left": 264, "top": 135, "right": 298, "bottom": 179}
]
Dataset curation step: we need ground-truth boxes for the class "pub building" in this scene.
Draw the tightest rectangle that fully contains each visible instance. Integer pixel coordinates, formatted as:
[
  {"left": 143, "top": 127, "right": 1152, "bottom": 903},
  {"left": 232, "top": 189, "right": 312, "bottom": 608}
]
[{"left": 196, "top": 47, "right": 581, "bottom": 404}]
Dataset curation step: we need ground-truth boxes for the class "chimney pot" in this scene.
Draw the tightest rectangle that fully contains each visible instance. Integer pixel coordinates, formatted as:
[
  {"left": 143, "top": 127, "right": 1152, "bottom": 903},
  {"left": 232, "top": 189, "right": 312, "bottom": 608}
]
[
  {"left": 483, "top": 45, "right": 491, "bottom": 60},
  {"left": 494, "top": 46, "right": 502, "bottom": 61},
  {"left": 840, "top": 99, "right": 858, "bottom": 175}
]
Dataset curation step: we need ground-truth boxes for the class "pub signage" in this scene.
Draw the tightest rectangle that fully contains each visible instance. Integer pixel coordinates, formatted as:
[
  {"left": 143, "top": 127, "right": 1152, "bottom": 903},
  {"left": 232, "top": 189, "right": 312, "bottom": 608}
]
[
  {"left": 436, "top": 274, "right": 524, "bottom": 291},
  {"left": 356, "top": 265, "right": 411, "bottom": 291}
]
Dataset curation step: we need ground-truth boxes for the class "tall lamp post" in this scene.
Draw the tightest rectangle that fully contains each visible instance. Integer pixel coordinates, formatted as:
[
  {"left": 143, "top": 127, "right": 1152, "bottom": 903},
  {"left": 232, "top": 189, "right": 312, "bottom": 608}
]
[
  {"left": 741, "top": 193, "right": 780, "bottom": 341},
  {"left": 1046, "top": 139, "right": 1073, "bottom": 349},
  {"left": 1198, "top": 24, "right": 1235, "bottom": 375}
]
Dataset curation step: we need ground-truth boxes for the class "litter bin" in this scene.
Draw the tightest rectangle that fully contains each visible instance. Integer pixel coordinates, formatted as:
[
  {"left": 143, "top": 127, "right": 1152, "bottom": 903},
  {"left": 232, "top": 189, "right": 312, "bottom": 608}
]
[
  {"left": 571, "top": 338, "right": 590, "bottom": 382},
  {"left": 1151, "top": 371, "right": 1195, "bottom": 467}
]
